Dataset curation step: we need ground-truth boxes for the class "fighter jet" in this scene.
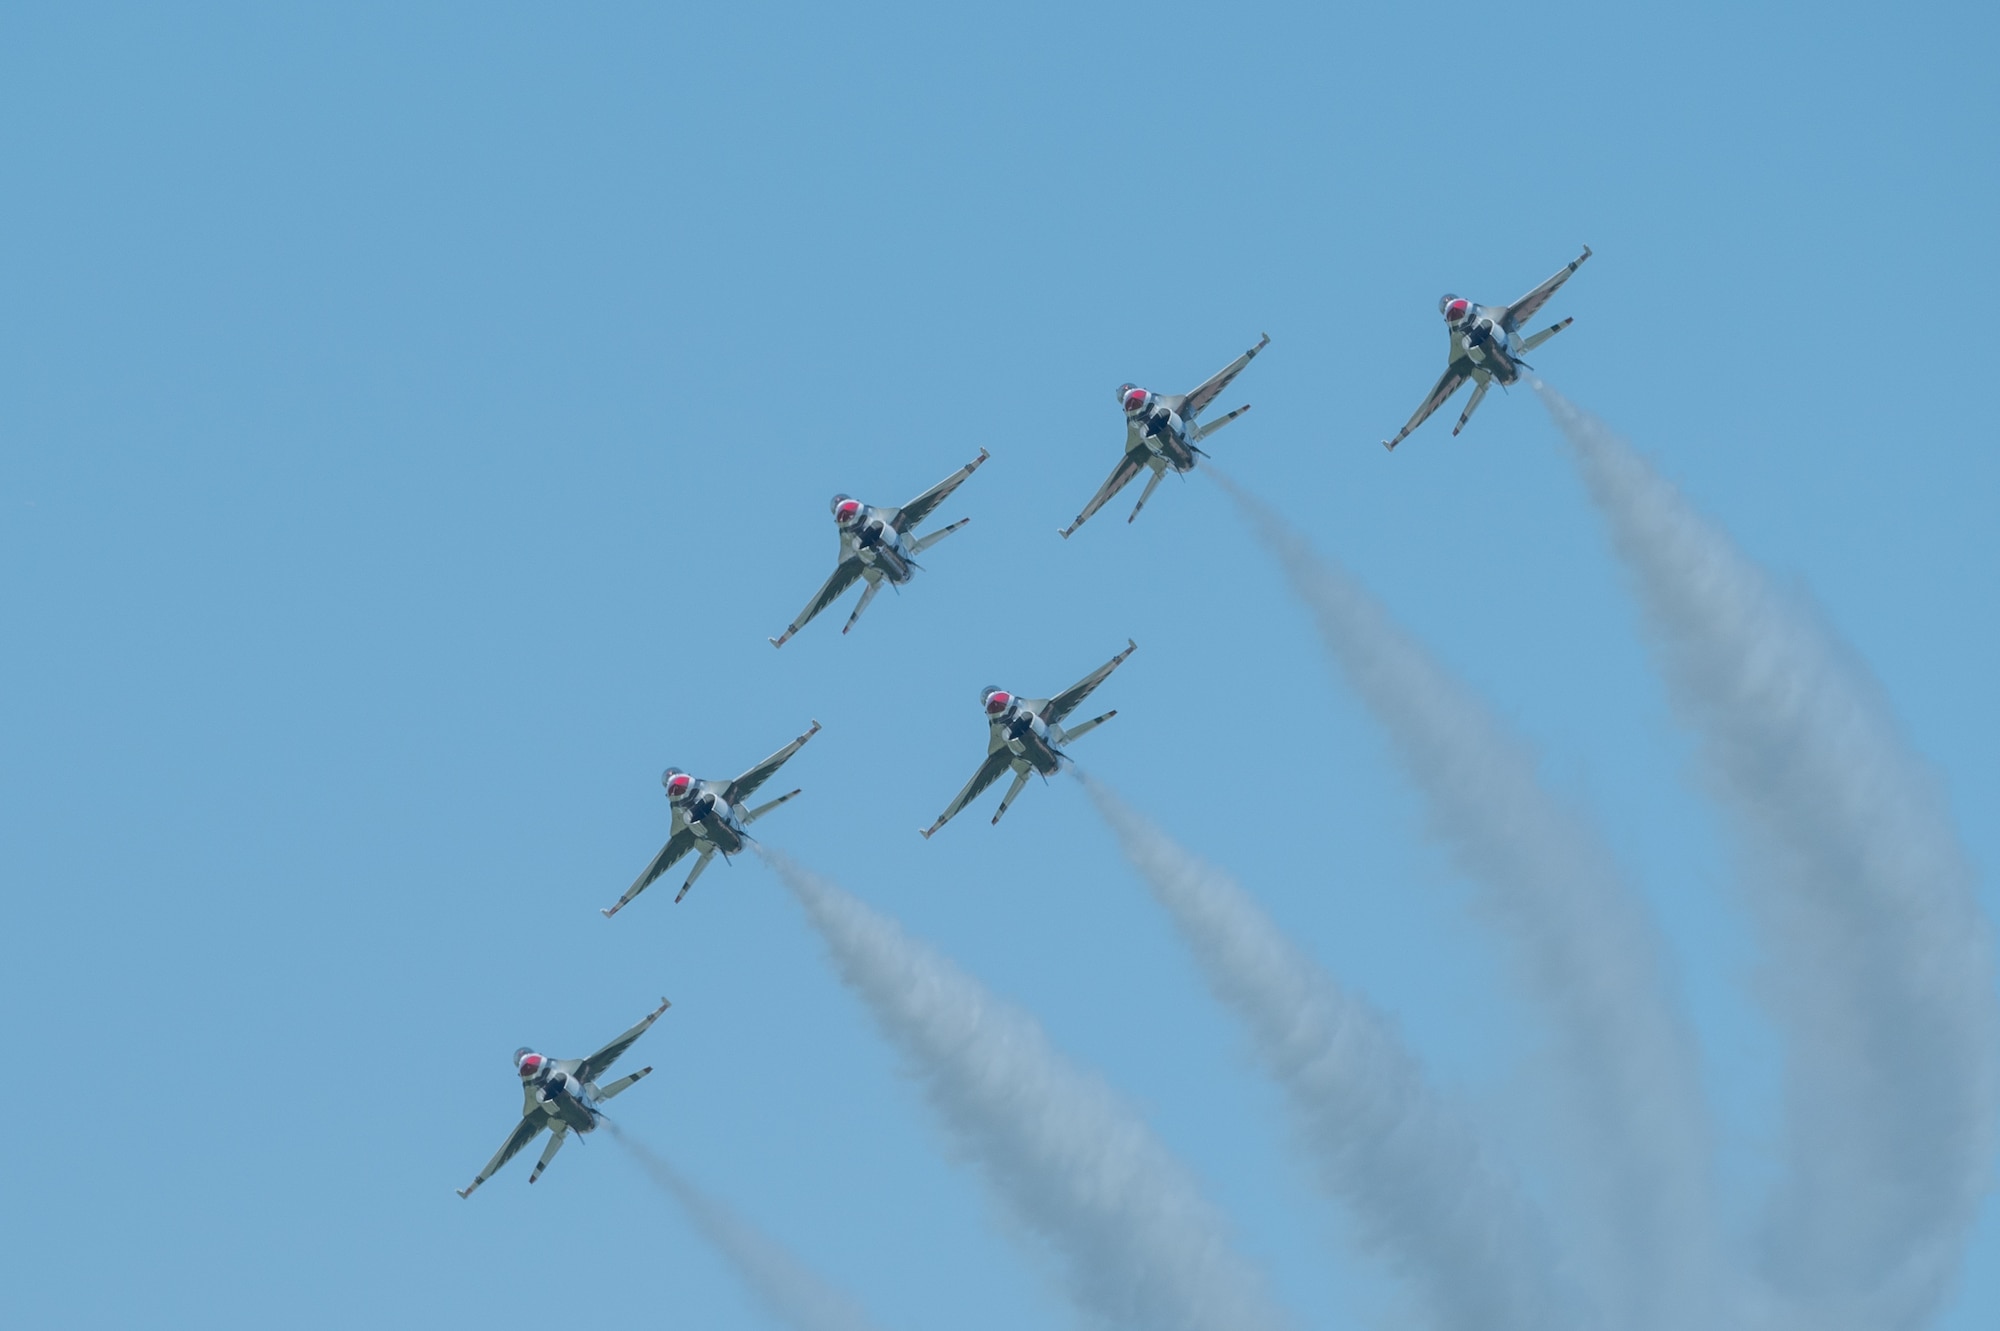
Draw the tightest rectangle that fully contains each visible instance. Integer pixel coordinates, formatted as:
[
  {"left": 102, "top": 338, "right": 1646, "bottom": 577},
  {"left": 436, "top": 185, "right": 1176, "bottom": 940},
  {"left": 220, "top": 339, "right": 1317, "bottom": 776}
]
[
  {"left": 1059, "top": 335, "right": 1269, "bottom": 539},
  {"left": 457, "top": 996, "right": 670, "bottom": 1197},
  {"left": 770, "top": 449, "right": 990, "bottom": 647},
  {"left": 921, "top": 640, "right": 1136, "bottom": 837},
  {"left": 603, "top": 721, "right": 820, "bottom": 917},
  {"left": 1381, "top": 246, "right": 1591, "bottom": 450}
]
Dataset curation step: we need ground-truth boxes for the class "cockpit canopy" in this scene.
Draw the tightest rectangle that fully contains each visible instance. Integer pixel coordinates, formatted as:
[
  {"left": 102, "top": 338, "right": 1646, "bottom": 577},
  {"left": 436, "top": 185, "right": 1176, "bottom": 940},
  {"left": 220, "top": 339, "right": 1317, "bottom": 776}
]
[
  {"left": 662, "top": 768, "right": 693, "bottom": 800},
  {"left": 831, "top": 495, "right": 862, "bottom": 524},
  {"left": 1440, "top": 295, "right": 1471, "bottom": 323},
  {"left": 515, "top": 1048, "right": 545, "bottom": 1078},
  {"left": 982, "top": 688, "right": 1013, "bottom": 716},
  {"left": 1118, "top": 384, "right": 1150, "bottom": 414}
]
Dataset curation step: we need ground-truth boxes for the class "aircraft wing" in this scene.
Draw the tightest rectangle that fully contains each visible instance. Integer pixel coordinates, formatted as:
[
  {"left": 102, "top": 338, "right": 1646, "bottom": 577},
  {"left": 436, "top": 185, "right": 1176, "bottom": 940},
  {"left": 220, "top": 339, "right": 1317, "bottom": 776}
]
[
  {"left": 577, "top": 996, "right": 672, "bottom": 1086},
  {"left": 1040, "top": 639, "right": 1138, "bottom": 727},
  {"left": 1382, "top": 356, "right": 1473, "bottom": 451},
  {"left": 925, "top": 747, "right": 1015, "bottom": 836},
  {"left": 1502, "top": 246, "right": 1591, "bottom": 332},
  {"left": 1180, "top": 333, "right": 1270, "bottom": 419},
  {"left": 884, "top": 448, "right": 989, "bottom": 532},
  {"left": 624, "top": 825, "right": 699, "bottom": 905},
  {"left": 1060, "top": 446, "right": 1148, "bottom": 538},
  {"left": 723, "top": 720, "right": 822, "bottom": 805},
  {"left": 458, "top": 1113, "right": 545, "bottom": 1197},
  {"left": 775, "top": 558, "right": 866, "bottom": 644}
]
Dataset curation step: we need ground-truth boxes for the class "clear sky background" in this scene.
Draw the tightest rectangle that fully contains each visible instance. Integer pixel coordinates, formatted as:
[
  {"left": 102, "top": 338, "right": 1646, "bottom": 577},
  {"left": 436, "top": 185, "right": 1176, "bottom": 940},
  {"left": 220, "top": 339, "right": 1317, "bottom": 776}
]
[{"left": 4, "top": 3, "right": 1995, "bottom": 1328}]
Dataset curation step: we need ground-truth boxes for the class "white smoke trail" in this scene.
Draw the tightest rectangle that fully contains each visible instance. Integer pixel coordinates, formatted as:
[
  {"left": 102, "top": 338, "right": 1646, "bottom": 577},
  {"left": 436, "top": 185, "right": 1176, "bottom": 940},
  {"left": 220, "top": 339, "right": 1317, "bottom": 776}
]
[
  {"left": 605, "top": 1122, "right": 886, "bottom": 1331},
  {"left": 1211, "top": 468, "right": 1720, "bottom": 1329},
  {"left": 1080, "top": 774, "right": 1571, "bottom": 1331},
  {"left": 759, "top": 849, "right": 1295, "bottom": 1331},
  {"left": 1538, "top": 385, "right": 2000, "bottom": 1331}
]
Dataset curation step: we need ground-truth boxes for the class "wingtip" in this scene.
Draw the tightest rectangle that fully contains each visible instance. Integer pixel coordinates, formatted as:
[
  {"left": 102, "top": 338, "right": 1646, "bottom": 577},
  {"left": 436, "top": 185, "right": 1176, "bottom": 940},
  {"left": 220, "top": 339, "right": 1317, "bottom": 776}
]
[
  {"left": 1124, "top": 637, "right": 1137, "bottom": 654},
  {"left": 1057, "top": 527, "right": 1073, "bottom": 540},
  {"left": 805, "top": 719, "right": 822, "bottom": 737},
  {"left": 768, "top": 636, "right": 785, "bottom": 649},
  {"left": 975, "top": 446, "right": 991, "bottom": 462},
  {"left": 456, "top": 1187, "right": 473, "bottom": 1199},
  {"left": 600, "top": 905, "right": 619, "bottom": 919},
  {"left": 1381, "top": 439, "right": 1395, "bottom": 452},
  {"left": 656, "top": 996, "right": 672, "bottom": 1013}
]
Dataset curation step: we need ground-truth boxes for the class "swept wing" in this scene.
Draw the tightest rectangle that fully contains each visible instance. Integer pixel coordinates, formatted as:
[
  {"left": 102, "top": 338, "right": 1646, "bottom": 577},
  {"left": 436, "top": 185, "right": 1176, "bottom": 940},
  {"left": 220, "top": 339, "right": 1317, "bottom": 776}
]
[
  {"left": 1028, "top": 639, "right": 1138, "bottom": 728},
  {"left": 1059, "top": 447, "right": 1148, "bottom": 539},
  {"left": 1179, "top": 333, "right": 1270, "bottom": 419},
  {"left": 1502, "top": 246, "right": 1591, "bottom": 333},
  {"left": 922, "top": 745, "right": 1015, "bottom": 838},
  {"left": 1382, "top": 359, "right": 1473, "bottom": 452},
  {"left": 723, "top": 721, "right": 821, "bottom": 806},
  {"left": 883, "top": 448, "right": 989, "bottom": 532},
  {"left": 578, "top": 996, "right": 672, "bottom": 1085},
  {"left": 458, "top": 1113, "right": 546, "bottom": 1198}
]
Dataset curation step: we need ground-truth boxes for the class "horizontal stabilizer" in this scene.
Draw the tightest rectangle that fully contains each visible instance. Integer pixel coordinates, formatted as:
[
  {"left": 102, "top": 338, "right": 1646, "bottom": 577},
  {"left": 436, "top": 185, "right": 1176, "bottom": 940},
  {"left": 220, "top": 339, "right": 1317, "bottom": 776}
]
[
  {"left": 743, "top": 788, "right": 802, "bottom": 824},
  {"left": 1519, "top": 316, "right": 1573, "bottom": 353},
  {"left": 1192, "top": 403, "right": 1251, "bottom": 441},
  {"left": 912, "top": 516, "right": 969, "bottom": 554},
  {"left": 596, "top": 1066, "right": 652, "bottom": 1101}
]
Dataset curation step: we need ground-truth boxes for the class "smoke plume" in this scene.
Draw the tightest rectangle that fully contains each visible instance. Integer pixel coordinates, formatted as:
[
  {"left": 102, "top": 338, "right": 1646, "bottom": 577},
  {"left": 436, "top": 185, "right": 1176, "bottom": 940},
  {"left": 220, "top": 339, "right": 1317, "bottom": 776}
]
[
  {"left": 1081, "top": 774, "right": 1571, "bottom": 1331},
  {"left": 1538, "top": 384, "right": 2000, "bottom": 1331},
  {"left": 760, "top": 848, "right": 1294, "bottom": 1331},
  {"left": 1211, "top": 467, "right": 1719, "bottom": 1328},
  {"left": 606, "top": 1121, "right": 886, "bottom": 1331}
]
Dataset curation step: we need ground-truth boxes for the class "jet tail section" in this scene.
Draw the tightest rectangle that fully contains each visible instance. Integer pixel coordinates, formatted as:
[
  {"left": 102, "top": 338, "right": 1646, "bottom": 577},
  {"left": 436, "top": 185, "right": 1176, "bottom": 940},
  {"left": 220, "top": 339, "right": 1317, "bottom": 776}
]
[{"left": 841, "top": 579, "right": 883, "bottom": 635}]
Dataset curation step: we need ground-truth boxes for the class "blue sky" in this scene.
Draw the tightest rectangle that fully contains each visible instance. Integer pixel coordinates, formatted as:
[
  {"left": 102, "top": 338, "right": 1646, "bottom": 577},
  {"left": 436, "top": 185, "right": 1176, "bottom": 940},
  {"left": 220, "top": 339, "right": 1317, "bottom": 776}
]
[{"left": 3, "top": 3, "right": 1994, "bottom": 1327}]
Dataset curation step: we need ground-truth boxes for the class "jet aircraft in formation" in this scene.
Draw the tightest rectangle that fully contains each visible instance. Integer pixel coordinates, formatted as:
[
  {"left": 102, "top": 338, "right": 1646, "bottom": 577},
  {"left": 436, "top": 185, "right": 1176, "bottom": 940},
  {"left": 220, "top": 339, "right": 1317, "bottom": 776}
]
[
  {"left": 602, "top": 721, "right": 821, "bottom": 917},
  {"left": 1382, "top": 246, "right": 1592, "bottom": 450},
  {"left": 922, "top": 639, "right": 1137, "bottom": 837},
  {"left": 1060, "top": 334, "right": 1269, "bottom": 538},
  {"left": 457, "top": 997, "right": 671, "bottom": 1196},
  {"left": 771, "top": 449, "right": 990, "bottom": 647},
  {"left": 463, "top": 246, "right": 1595, "bottom": 1196}
]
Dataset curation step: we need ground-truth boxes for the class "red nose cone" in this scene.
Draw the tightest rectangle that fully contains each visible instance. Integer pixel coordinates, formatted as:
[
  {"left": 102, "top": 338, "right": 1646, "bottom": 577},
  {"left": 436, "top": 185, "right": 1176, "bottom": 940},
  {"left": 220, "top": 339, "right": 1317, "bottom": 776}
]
[{"left": 985, "top": 691, "right": 1012, "bottom": 715}]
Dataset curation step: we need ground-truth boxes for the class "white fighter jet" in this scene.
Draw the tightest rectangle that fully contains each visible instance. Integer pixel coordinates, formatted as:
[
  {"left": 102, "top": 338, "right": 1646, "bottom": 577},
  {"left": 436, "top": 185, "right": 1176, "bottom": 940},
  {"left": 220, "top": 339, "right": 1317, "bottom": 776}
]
[
  {"left": 1381, "top": 246, "right": 1592, "bottom": 450},
  {"left": 921, "top": 640, "right": 1136, "bottom": 837},
  {"left": 603, "top": 721, "right": 820, "bottom": 917},
  {"left": 456, "top": 997, "right": 670, "bottom": 1197},
  {"left": 1059, "top": 335, "right": 1269, "bottom": 538},
  {"left": 770, "top": 449, "right": 990, "bottom": 647}
]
